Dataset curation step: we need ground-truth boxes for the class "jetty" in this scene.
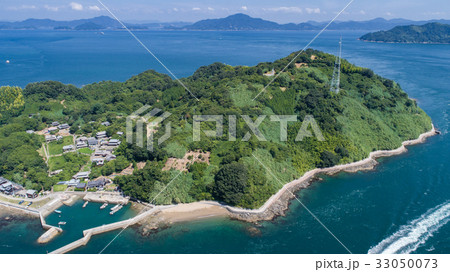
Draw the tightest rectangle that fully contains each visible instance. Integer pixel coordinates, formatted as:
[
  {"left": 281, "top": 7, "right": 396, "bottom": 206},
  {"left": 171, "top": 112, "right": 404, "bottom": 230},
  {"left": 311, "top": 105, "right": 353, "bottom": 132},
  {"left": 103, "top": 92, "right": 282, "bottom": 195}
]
[{"left": 83, "top": 192, "right": 129, "bottom": 205}]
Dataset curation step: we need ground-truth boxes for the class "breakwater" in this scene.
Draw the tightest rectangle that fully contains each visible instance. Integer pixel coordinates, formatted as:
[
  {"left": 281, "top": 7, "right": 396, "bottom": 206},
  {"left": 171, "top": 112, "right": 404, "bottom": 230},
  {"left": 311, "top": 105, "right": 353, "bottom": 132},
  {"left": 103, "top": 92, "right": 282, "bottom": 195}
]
[{"left": 50, "top": 207, "right": 160, "bottom": 254}]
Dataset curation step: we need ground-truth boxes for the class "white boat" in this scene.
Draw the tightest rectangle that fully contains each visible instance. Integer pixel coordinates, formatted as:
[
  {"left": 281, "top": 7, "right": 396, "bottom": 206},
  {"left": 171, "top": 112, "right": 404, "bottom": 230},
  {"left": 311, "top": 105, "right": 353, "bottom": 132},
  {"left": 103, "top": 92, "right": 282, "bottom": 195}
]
[
  {"left": 110, "top": 205, "right": 123, "bottom": 215},
  {"left": 100, "top": 203, "right": 108, "bottom": 210},
  {"left": 54, "top": 210, "right": 62, "bottom": 214},
  {"left": 5, "top": 60, "right": 10, "bottom": 64},
  {"left": 58, "top": 221, "right": 66, "bottom": 225},
  {"left": 110, "top": 204, "right": 120, "bottom": 211},
  {"left": 82, "top": 201, "right": 89, "bottom": 208}
]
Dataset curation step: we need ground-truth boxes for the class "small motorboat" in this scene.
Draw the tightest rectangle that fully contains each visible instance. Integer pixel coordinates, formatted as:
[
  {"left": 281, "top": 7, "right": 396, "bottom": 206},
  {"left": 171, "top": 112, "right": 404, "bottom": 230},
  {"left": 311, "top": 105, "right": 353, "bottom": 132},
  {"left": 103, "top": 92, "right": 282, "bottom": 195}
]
[
  {"left": 58, "top": 221, "right": 66, "bottom": 225},
  {"left": 5, "top": 60, "right": 10, "bottom": 64},
  {"left": 54, "top": 210, "right": 62, "bottom": 214}
]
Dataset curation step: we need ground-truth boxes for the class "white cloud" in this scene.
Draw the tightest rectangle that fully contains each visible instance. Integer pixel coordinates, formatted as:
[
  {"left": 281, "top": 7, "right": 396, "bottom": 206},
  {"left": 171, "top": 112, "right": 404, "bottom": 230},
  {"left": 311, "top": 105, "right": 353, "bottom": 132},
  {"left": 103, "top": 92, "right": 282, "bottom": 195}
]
[
  {"left": 70, "top": 2, "right": 83, "bottom": 11},
  {"left": 7, "top": 5, "right": 37, "bottom": 11},
  {"left": 207, "top": 7, "right": 214, "bottom": 11},
  {"left": 88, "top": 6, "right": 101, "bottom": 11},
  {"left": 192, "top": 7, "right": 201, "bottom": 11},
  {"left": 267, "top": 7, "right": 303, "bottom": 13},
  {"left": 44, "top": 5, "right": 59, "bottom": 12},
  {"left": 359, "top": 10, "right": 366, "bottom": 15},
  {"left": 173, "top": 8, "right": 179, "bottom": 12},
  {"left": 241, "top": 6, "right": 248, "bottom": 11},
  {"left": 305, "top": 8, "right": 320, "bottom": 14},
  {"left": 386, "top": 12, "right": 392, "bottom": 16}
]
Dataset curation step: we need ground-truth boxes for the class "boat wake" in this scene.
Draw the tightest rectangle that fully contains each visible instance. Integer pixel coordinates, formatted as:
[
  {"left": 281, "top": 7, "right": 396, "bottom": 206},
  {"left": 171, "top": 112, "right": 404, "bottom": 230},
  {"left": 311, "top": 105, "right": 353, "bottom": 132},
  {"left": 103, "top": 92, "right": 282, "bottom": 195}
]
[{"left": 368, "top": 201, "right": 450, "bottom": 254}]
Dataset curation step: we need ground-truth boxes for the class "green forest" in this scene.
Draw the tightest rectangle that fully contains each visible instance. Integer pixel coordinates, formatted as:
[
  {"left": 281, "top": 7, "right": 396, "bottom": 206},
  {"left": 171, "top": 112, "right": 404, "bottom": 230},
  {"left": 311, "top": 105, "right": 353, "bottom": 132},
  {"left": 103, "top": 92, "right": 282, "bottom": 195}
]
[
  {"left": 0, "top": 49, "right": 432, "bottom": 208},
  {"left": 360, "top": 22, "right": 450, "bottom": 43}
]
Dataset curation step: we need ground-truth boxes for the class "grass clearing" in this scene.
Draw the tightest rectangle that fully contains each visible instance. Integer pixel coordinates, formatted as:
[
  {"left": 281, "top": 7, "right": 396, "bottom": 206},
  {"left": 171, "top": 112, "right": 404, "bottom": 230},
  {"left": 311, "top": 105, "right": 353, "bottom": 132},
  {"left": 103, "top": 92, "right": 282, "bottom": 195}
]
[{"left": 48, "top": 136, "right": 74, "bottom": 156}]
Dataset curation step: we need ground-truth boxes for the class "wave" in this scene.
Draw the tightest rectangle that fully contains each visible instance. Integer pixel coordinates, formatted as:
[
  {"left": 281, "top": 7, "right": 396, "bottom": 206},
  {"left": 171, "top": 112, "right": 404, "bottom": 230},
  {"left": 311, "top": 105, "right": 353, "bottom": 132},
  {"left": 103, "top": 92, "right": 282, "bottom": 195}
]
[{"left": 368, "top": 201, "right": 450, "bottom": 254}]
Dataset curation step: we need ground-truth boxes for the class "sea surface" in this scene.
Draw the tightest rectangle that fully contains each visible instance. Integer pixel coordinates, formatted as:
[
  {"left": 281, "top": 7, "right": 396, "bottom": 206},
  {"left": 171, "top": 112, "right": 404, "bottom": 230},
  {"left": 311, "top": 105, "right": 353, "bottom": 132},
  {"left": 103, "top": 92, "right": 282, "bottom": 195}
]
[{"left": 0, "top": 30, "right": 449, "bottom": 254}]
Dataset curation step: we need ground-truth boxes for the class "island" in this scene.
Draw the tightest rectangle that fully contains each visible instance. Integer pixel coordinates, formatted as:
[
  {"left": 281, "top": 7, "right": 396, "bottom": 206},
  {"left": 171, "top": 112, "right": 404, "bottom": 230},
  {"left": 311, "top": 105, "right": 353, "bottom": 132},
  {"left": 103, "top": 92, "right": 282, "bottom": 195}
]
[
  {"left": 360, "top": 22, "right": 450, "bottom": 43},
  {"left": 0, "top": 48, "right": 433, "bottom": 212}
]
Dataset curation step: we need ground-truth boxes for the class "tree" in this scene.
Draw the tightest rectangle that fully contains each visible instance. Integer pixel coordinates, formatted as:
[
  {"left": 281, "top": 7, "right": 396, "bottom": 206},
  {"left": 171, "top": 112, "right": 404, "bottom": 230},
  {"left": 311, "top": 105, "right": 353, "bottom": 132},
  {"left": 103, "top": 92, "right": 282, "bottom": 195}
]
[
  {"left": 318, "top": 151, "right": 340, "bottom": 168},
  {"left": 213, "top": 162, "right": 248, "bottom": 206}
]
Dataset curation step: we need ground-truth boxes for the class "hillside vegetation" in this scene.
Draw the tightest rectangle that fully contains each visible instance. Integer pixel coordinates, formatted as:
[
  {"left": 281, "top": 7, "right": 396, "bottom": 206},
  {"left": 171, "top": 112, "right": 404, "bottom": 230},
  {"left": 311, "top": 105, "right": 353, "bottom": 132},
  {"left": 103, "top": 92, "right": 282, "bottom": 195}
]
[
  {"left": 360, "top": 22, "right": 450, "bottom": 43},
  {"left": 0, "top": 49, "right": 431, "bottom": 208}
]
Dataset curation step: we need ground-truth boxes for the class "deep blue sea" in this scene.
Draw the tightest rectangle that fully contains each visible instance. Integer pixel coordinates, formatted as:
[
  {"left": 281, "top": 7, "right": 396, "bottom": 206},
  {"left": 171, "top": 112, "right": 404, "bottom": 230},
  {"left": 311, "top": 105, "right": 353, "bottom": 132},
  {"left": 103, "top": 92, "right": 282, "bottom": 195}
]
[{"left": 0, "top": 30, "right": 449, "bottom": 254}]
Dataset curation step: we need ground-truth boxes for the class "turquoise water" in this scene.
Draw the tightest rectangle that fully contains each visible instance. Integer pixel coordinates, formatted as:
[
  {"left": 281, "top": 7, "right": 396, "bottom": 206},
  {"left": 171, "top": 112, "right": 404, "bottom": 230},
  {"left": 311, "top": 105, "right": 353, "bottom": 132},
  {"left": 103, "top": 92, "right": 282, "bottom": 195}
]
[{"left": 0, "top": 30, "right": 449, "bottom": 254}]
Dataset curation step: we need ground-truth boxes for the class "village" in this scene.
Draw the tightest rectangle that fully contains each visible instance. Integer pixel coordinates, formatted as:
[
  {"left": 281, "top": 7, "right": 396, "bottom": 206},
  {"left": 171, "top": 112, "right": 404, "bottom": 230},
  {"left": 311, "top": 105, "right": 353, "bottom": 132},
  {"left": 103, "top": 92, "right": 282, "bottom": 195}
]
[{"left": 1, "top": 120, "right": 125, "bottom": 203}]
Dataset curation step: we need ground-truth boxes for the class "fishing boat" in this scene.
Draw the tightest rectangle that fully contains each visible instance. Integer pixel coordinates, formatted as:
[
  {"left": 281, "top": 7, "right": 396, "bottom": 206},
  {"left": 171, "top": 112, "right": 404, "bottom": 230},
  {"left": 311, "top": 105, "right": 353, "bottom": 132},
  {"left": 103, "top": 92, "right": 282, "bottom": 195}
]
[
  {"left": 110, "top": 204, "right": 120, "bottom": 211},
  {"left": 110, "top": 205, "right": 123, "bottom": 215},
  {"left": 54, "top": 210, "right": 62, "bottom": 214}
]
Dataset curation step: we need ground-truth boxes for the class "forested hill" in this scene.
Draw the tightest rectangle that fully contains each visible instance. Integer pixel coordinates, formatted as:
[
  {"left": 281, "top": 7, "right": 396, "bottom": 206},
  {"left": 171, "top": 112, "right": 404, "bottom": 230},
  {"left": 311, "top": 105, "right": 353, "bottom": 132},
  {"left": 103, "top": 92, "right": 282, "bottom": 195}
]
[
  {"left": 360, "top": 23, "right": 450, "bottom": 43},
  {"left": 0, "top": 49, "right": 431, "bottom": 208}
]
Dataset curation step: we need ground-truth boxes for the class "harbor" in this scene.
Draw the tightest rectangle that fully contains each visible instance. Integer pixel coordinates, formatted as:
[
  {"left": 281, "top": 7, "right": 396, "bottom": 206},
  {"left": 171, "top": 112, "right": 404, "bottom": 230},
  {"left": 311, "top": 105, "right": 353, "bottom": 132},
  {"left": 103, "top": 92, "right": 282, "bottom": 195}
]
[{"left": 0, "top": 191, "right": 135, "bottom": 253}]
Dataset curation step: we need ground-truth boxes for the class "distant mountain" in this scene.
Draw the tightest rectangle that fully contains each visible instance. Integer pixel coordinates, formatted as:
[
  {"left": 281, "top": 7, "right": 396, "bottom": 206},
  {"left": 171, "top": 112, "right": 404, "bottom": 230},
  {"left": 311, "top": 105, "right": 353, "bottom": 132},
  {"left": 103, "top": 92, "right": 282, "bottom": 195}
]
[
  {"left": 170, "top": 14, "right": 450, "bottom": 31},
  {"left": 171, "top": 13, "right": 316, "bottom": 31},
  {"left": 0, "top": 16, "right": 121, "bottom": 30},
  {"left": 360, "top": 23, "right": 450, "bottom": 43}
]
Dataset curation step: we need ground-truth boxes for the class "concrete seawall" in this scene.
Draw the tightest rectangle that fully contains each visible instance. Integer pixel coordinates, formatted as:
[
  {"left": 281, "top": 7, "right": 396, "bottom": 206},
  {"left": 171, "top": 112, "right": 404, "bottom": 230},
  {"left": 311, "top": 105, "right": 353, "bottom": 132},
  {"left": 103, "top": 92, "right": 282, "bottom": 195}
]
[{"left": 50, "top": 208, "right": 159, "bottom": 254}]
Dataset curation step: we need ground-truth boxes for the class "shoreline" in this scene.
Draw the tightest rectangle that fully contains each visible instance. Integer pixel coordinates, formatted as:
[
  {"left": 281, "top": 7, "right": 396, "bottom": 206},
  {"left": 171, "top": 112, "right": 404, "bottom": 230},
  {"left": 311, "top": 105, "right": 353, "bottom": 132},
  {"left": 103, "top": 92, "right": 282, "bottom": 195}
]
[
  {"left": 227, "top": 124, "right": 437, "bottom": 222},
  {"left": 139, "top": 124, "right": 438, "bottom": 226},
  {"left": 0, "top": 125, "right": 437, "bottom": 253}
]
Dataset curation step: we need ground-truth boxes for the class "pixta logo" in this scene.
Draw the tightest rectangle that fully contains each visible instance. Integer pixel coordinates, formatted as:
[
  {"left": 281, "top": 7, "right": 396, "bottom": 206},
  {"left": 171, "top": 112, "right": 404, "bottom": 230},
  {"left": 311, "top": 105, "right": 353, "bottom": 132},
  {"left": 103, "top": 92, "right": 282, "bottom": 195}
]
[{"left": 126, "top": 105, "right": 172, "bottom": 152}]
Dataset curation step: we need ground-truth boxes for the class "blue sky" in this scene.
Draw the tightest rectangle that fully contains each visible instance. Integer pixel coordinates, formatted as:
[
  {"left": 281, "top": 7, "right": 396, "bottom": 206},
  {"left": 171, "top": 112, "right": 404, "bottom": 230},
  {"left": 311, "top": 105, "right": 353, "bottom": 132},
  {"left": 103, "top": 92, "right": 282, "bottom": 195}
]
[{"left": 1, "top": 0, "right": 448, "bottom": 23}]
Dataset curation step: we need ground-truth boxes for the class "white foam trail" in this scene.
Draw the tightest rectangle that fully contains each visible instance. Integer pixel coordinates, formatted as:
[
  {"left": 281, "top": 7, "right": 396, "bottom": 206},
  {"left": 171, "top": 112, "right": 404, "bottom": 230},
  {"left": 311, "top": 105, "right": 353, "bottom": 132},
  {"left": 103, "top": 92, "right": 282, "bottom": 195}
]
[{"left": 368, "top": 201, "right": 450, "bottom": 254}]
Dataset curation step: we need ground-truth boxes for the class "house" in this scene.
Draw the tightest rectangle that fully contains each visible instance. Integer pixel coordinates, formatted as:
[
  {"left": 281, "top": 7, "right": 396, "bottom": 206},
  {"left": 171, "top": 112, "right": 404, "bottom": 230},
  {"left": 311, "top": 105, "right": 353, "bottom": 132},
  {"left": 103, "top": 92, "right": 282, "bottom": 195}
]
[
  {"left": 116, "top": 131, "right": 124, "bottom": 136},
  {"left": 26, "top": 190, "right": 38, "bottom": 198},
  {"left": 92, "top": 158, "right": 104, "bottom": 166},
  {"left": 96, "top": 131, "right": 107, "bottom": 139},
  {"left": 108, "top": 139, "right": 120, "bottom": 146},
  {"left": 94, "top": 150, "right": 108, "bottom": 157},
  {"left": 76, "top": 141, "right": 88, "bottom": 149},
  {"left": 75, "top": 183, "right": 86, "bottom": 190},
  {"left": 87, "top": 179, "right": 107, "bottom": 189},
  {"left": 48, "top": 127, "right": 58, "bottom": 133},
  {"left": 56, "top": 136, "right": 63, "bottom": 141},
  {"left": 101, "top": 121, "right": 111, "bottom": 127},
  {"left": 65, "top": 179, "right": 80, "bottom": 187},
  {"left": 58, "top": 123, "right": 70, "bottom": 130},
  {"left": 63, "top": 145, "right": 74, "bottom": 152},
  {"left": 105, "top": 154, "right": 116, "bottom": 162},
  {"left": 26, "top": 130, "right": 34, "bottom": 134},
  {"left": 50, "top": 169, "right": 63, "bottom": 176},
  {"left": 87, "top": 137, "right": 98, "bottom": 146},
  {"left": 78, "top": 136, "right": 88, "bottom": 142},
  {"left": 73, "top": 172, "right": 90, "bottom": 180},
  {"left": 45, "top": 135, "right": 57, "bottom": 142},
  {"left": 0, "top": 182, "right": 13, "bottom": 194},
  {"left": 0, "top": 177, "right": 9, "bottom": 185},
  {"left": 51, "top": 121, "right": 60, "bottom": 126}
]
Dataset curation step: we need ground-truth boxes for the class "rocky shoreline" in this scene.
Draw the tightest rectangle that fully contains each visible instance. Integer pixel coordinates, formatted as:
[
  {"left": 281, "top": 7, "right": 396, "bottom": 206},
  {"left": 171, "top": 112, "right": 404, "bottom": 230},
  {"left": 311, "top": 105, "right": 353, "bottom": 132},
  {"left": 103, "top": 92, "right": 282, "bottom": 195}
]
[{"left": 227, "top": 125, "right": 437, "bottom": 223}]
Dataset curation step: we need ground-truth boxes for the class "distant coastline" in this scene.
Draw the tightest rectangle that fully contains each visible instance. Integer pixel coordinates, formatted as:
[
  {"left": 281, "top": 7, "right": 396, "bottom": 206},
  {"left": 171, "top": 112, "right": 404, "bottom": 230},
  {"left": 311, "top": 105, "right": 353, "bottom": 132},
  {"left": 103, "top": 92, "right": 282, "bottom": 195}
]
[{"left": 359, "top": 22, "right": 450, "bottom": 44}]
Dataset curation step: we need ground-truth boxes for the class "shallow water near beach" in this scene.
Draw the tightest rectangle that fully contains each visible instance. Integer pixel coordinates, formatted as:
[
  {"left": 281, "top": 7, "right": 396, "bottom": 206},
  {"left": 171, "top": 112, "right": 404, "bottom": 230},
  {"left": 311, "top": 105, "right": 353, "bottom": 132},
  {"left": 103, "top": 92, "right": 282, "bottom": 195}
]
[{"left": 0, "top": 30, "right": 449, "bottom": 254}]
